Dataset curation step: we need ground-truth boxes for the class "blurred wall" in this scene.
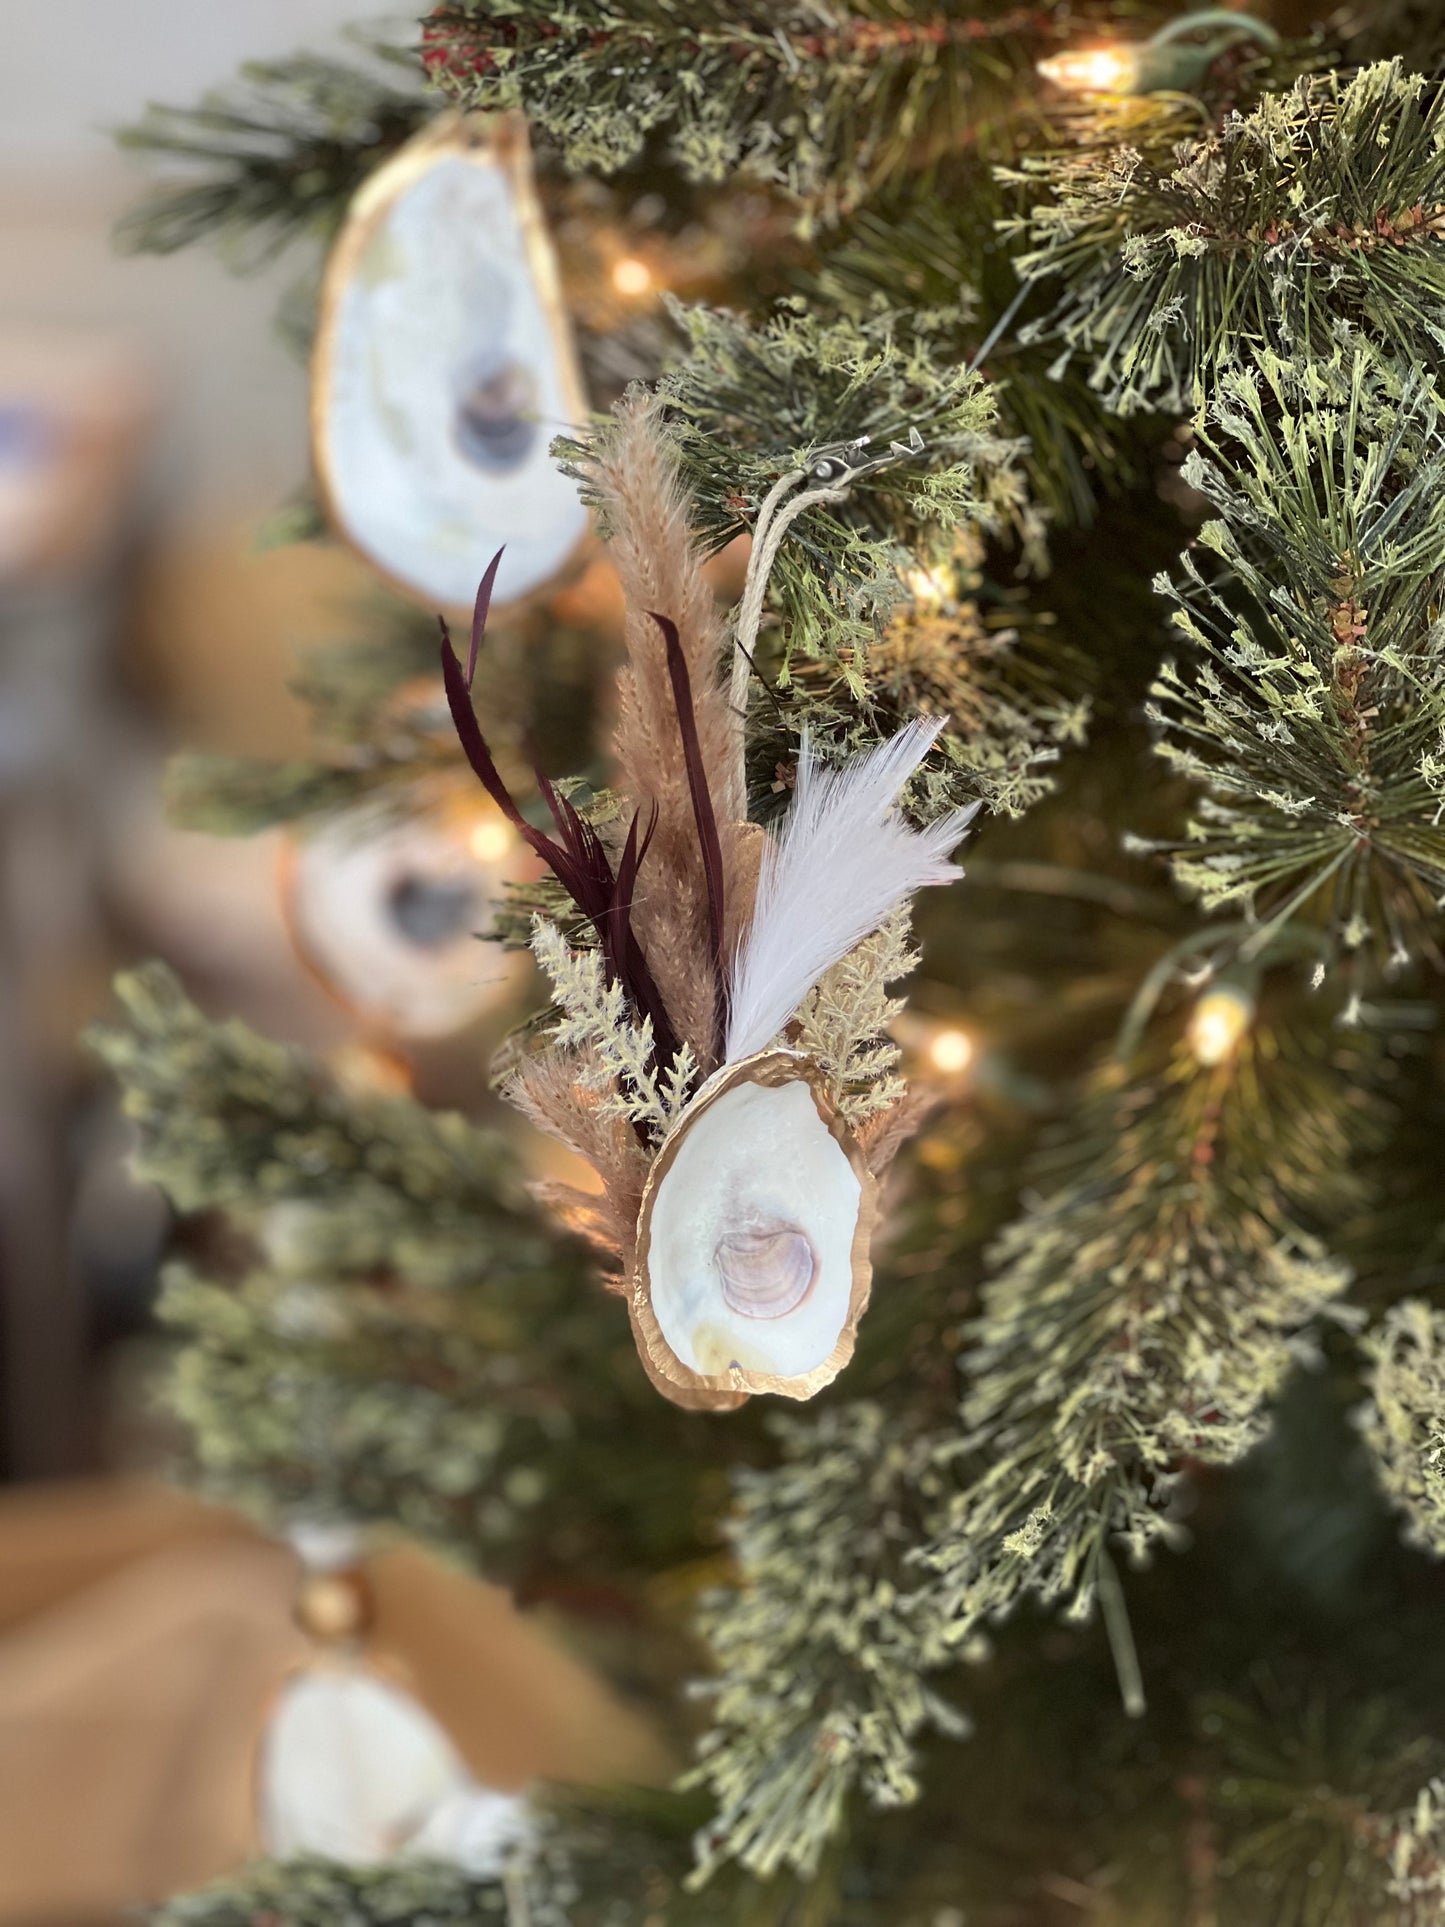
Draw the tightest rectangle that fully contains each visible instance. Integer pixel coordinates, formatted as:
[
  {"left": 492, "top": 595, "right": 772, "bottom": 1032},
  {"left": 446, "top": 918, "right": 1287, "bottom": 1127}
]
[
  {"left": 0, "top": 0, "right": 391, "bottom": 529},
  {"left": 0, "top": 2, "right": 398, "bottom": 1479}
]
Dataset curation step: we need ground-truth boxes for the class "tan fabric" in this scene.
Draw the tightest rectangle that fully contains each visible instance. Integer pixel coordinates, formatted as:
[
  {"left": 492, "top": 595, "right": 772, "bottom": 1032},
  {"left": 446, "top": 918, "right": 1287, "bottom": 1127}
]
[{"left": 0, "top": 1481, "right": 665, "bottom": 1925}]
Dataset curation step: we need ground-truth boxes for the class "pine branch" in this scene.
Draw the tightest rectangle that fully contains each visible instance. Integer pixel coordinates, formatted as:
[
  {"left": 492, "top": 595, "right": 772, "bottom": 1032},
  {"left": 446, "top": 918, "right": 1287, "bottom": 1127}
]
[
  {"left": 1361, "top": 1299, "right": 1445, "bottom": 1560},
  {"left": 146, "top": 1854, "right": 515, "bottom": 1926},
  {"left": 1006, "top": 62, "right": 1445, "bottom": 419},
  {"left": 423, "top": 0, "right": 1066, "bottom": 219},
  {"left": 922, "top": 1006, "right": 1375, "bottom": 1643},
  {"left": 816, "top": 189, "right": 1156, "bottom": 525},
  {"left": 1200, "top": 1686, "right": 1445, "bottom": 1927},
  {"left": 689, "top": 1403, "right": 960, "bottom": 1885},
  {"left": 116, "top": 45, "right": 427, "bottom": 264},
  {"left": 562, "top": 299, "right": 1026, "bottom": 669},
  {"left": 159, "top": 1265, "right": 567, "bottom": 1561},
  {"left": 531, "top": 917, "right": 700, "bottom": 1138},
  {"left": 1142, "top": 349, "right": 1445, "bottom": 965},
  {"left": 89, "top": 963, "right": 546, "bottom": 1288},
  {"left": 760, "top": 587, "right": 1089, "bottom": 823}
]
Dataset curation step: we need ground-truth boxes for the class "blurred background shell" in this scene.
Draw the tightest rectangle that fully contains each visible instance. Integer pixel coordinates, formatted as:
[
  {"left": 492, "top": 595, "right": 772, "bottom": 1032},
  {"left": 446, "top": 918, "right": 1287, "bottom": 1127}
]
[{"left": 311, "top": 116, "right": 590, "bottom": 614}]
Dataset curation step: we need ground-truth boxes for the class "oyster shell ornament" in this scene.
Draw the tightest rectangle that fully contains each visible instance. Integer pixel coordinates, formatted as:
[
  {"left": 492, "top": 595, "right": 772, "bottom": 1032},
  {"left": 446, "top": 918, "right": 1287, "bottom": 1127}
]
[
  {"left": 442, "top": 396, "right": 977, "bottom": 1407},
  {"left": 634, "top": 1053, "right": 877, "bottom": 1401},
  {"left": 258, "top": 1526, "right": 533, "bottom": 1873},
  {"left": 312, "top": 113, "right": 588, "bottom": 614},
  {"left": 280, "top": 803, "right": 528, "bottom": 1039}
]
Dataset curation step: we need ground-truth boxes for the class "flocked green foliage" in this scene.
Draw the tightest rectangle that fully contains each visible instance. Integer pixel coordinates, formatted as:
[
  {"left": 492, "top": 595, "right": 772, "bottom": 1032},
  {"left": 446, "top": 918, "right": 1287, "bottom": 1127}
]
[
  {"left": 577, "top": 299, "right": 1030, "bottom": 666},
  {"left": 90, "top": 963, "right": 546, "bottom": 1288},
  {"left": 689, "top": 1404, "right": 959, "bottom": 1886},
  {"left": 116, "top": 43, "right": 427, "bottom": 263},
  {"left": 158, "top": 1265, "right": 565, "bottom": 1558},
  {"left": 1143, "top": 349, "right": 1445, "bottom": 963},
  {"left": 423, "top": 0, "right": 1065, "bottom": 219},
  {"left": 1007, "top": 62, "right": 1445, "bottom": 419},
  {"left": 758, "top": 585, "right": 1089, "bottom": 821},
  {"left": 146, "top": 1855, "right": 516, "bottom": 1927},
  {"left": 1360, "top": 1299, "right": 1445, "bottom": 1560},
  {"left": 923, "top": 1005, "right": 1369, "bottom": 1644}
]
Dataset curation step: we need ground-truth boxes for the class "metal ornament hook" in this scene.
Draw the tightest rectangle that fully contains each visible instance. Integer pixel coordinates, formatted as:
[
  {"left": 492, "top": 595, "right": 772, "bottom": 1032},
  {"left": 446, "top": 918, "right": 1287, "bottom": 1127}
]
[{"left": 805, "top": 425, "right": 926, "bottom": 487}]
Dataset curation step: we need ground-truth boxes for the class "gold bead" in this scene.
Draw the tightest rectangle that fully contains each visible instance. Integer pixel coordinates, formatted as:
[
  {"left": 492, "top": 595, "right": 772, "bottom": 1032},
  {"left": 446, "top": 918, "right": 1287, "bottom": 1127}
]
[{"left": 294, "top": 1568, "right": 373, "bottom": 1643}]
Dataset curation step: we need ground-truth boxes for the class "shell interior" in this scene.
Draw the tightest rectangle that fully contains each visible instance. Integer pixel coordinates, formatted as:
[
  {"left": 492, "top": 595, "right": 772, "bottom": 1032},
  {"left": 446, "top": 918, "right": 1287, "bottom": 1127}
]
[
  {"left": 314, "top": 123, "right": 588, "bottom": 611},
  {"left": 287, "top": 812, "right": 523, "bottom": 1036},
  {"left": 257, "top": 1666, "right": 530, "bottom": 1874},
  {"left": 640, "top": 1066, "right": 869, "bottom": 1394},
  {"left": 258, "top": 1667, "right": 468, "bottom": 1864}
]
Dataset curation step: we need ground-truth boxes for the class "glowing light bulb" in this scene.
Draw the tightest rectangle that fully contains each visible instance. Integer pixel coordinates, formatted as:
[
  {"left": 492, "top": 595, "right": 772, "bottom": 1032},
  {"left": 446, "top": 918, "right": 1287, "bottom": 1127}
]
[
  {"left": 906, "top": 564, "right": 952, "bottom": 611},
  {"left": 1188, "top": 984, "right": 1253, "bottom": 1067},
  {"left": 927, "top": 1027, "right": 975, "bottom": 1076},
  {"left": 1037, "top": 45, "right": 1138, "bottom": 95},
  {"left": 469, "top": 817, "right": 515, "bottom": 865},
  {"left": 611, "top": 256, "right": 653, "bottom": 296}
]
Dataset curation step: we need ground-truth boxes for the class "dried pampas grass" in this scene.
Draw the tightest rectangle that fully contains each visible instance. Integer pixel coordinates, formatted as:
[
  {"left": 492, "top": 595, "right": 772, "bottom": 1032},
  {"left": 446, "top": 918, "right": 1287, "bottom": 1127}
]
[{"left": 581, "top": 393, "right": 753, "bottom": 1057}]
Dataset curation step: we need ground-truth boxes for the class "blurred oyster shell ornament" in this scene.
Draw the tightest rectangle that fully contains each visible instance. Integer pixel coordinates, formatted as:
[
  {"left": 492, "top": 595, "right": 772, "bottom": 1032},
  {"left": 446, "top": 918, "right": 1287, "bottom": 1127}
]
[
  {"left": 280, "top": 800, "right": 528, "bottom": 1039},
  {"left": 257, "top": 1525, "right": 533, "bottom": 1873},
  {"left": 442, "top": 396, "right": 976, "bottom": 1407},
  {"left": 312, "top": 113, "right": 588, "bottom": 613},
  {"left": 633, "top": 1053, "right": 878, "bottom": 1401}
]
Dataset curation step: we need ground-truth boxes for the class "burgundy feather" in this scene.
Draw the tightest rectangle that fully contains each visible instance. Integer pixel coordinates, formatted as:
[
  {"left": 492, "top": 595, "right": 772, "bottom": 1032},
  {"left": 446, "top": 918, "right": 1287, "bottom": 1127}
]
[
  {"left": 466, "top": 547, "right": 506, "bottom": 687},
  {"left": 440, "top": 580, "right": 681, "bottom": 1067},
  {"left": 652, "top": 611, "right": 727, "bottom": 1057}
]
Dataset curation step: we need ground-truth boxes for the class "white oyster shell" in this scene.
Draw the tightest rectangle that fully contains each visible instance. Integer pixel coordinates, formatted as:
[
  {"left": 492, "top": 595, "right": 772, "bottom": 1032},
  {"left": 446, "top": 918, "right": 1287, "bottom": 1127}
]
[
  {"left": 257, "top": 1665, "right": 531, "bottom": 1873},
  {"left": 284, "top": 809, "right": 525, "bottom": 1037},
  {"left": 635, "top": 1056, "right": 875, "bottom": 1401},
  {"left": 313, "top": 115, "right": 588, "bottom": 611}
]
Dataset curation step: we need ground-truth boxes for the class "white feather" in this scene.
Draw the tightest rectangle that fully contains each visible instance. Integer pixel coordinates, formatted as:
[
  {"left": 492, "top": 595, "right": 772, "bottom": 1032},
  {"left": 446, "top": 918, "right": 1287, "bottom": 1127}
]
[{"left": 725, "top": 719, "right": 978, "bottom": 1064}]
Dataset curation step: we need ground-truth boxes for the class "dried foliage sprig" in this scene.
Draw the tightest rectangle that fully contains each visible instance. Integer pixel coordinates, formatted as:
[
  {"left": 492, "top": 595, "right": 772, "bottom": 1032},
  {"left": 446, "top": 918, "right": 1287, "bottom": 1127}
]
[
  {"left": 792, "top": 911, "right": 915, "bottom": 1126},
  {"left": 531, "top": 917, "right": 700, "bottom": 1141}
]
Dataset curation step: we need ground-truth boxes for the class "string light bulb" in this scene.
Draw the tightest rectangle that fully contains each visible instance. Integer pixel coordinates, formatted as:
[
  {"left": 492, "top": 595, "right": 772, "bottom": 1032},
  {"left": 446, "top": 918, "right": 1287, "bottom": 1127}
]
[
  {"left": 927, "top": 1026, "right": 976, "bottom": 1077},
  {"left": 1188, "top": 982, "right": 1255, "bottom": 1067},
  {"left": 1038, "top": 9, "right": 1279, "bottom": 98},
  {"left": 611, "top": 256, "right": 654, "bottom": 297},
  {"left": 1037, "top": 45, "right": 1139, "bottom": 95},
  {"left": 905, "top": 563, "right": 954, "bottom": 612},
  {"left": 469, "top": 815, "right": 515, "bottom": 865}
]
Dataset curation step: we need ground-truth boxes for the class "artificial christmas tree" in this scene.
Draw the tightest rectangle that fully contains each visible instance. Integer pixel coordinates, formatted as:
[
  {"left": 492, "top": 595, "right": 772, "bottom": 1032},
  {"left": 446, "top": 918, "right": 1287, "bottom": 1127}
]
[{"left": 102, "top": 5, "right": 1445, "bottom": 1920}]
